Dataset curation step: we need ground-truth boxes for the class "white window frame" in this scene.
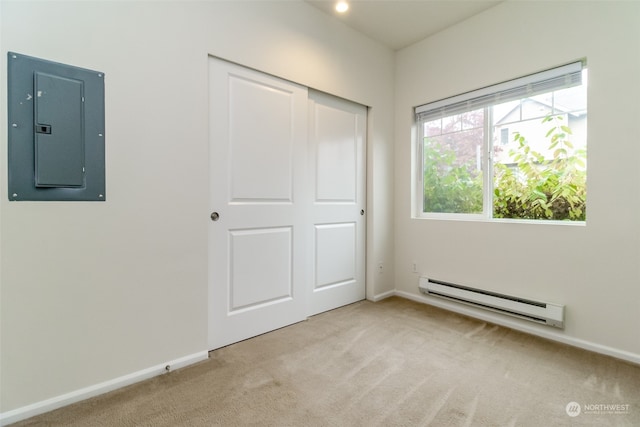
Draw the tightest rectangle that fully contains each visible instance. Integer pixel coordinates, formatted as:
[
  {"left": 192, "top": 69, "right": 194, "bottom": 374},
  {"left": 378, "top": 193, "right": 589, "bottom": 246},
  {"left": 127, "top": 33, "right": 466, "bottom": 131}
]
[{"left": 414, "top": 61, "right": 586, "bottom": 223}]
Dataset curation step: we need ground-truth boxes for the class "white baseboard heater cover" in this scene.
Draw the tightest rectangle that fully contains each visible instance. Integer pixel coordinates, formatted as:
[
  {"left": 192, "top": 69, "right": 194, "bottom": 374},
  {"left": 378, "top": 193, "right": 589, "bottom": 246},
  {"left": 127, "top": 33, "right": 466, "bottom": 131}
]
[{"left": 418, "top": 277, "right": 564, "bottom": 328}]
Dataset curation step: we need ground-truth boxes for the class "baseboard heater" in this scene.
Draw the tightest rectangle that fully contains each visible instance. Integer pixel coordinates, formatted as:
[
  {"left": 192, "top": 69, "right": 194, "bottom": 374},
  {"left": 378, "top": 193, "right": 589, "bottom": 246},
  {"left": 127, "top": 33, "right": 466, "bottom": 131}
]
[{"left": 418, "top": 277, "right": 564, "bottom": 328}]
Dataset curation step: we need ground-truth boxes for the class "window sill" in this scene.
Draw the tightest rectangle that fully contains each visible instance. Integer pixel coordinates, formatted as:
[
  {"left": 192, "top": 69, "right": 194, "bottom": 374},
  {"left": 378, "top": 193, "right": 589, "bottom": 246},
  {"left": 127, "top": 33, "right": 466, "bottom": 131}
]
[{"left": 413, "top": 214, "right": 586, "bottom": 227}]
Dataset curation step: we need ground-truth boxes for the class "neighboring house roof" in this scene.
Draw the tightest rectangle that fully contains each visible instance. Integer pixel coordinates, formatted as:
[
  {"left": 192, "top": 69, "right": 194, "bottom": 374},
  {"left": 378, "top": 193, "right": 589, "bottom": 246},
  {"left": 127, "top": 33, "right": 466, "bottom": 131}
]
[{"left": 494, "top": 98, "right": 585, "bottom": 127}]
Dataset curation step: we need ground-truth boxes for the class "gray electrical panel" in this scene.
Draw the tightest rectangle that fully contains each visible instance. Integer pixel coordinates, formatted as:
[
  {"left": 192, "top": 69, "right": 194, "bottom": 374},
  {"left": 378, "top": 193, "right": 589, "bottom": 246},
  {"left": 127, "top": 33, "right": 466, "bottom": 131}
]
[{"left": 7, "top": 52, "right": 105, "bottom": 201}]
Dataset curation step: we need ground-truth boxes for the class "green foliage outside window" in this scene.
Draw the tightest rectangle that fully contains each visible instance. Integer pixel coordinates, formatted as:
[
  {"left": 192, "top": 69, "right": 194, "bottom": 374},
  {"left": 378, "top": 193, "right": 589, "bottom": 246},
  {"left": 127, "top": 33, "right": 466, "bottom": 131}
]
[
  {"left": 423, "top": 141, "right": 483, "bottom": 214},
  {"left": 423, "top": 115, "right": 587, "bottom": 220}
]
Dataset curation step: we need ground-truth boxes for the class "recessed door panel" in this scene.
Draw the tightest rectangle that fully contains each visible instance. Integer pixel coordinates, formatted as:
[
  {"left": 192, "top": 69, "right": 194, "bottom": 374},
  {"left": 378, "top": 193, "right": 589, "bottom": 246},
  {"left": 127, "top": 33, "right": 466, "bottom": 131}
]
[
  {"left": 314, "top": 223, "right": 356, "bottom": 289},
  {"left": 315, "top": 104, "right": 357, "bottom": 202},
  {"left": 230, "top": 227, "right": 292, "bottom": 311},
  {"left": 229, "top": 76, "right": 293, "bottom": 202}
]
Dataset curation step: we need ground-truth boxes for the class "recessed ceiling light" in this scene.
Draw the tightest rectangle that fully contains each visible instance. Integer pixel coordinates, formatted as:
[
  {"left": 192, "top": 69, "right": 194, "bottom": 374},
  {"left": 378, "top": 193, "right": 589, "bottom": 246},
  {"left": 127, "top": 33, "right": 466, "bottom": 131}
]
[{"left": 335, "top": 1, "right": 349, "bottom": 13}]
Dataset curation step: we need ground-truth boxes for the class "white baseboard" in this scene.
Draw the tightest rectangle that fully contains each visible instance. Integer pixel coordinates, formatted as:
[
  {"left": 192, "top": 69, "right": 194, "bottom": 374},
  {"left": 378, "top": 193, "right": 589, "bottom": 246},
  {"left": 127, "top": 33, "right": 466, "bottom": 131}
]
[
  {"left": 0, "top": 350, "right": 209, "bottom": 426},
  {"left": 369, "top": 289, "right": 395, "bottom": 302},
  {"left": 395, "top": 290, "right": 640, "bottom": 366}
]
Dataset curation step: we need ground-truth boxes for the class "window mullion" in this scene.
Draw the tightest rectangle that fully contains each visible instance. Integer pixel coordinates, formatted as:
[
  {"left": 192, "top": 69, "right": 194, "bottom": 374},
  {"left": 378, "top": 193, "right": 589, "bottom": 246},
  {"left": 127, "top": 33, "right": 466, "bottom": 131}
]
[
  {"left": 484, "top": 106, "right": 493, "bottom": 219},
  {"left": 417, "top": 121, "right": 427, "bottom": 217}
]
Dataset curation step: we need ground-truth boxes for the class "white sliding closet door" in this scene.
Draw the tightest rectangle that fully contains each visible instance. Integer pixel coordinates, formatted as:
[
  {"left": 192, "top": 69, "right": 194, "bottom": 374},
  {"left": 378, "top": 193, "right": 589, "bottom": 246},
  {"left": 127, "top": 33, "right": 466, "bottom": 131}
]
[
  {"left": 308, "top": 90, "right": 366, "bottom": 316},
  {"left": 208, "top": 58, "right": 308, "bottom": 350},
  {"left": 208, "top": 59, "right": 366, "bottom": 350}
]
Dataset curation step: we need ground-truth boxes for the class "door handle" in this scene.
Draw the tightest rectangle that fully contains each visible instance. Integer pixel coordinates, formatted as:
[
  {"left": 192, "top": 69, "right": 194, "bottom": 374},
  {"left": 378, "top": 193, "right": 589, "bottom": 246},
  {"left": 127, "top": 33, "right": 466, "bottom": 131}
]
[{"left": 210, "top": 212, "right": 220, "bottom": 221}]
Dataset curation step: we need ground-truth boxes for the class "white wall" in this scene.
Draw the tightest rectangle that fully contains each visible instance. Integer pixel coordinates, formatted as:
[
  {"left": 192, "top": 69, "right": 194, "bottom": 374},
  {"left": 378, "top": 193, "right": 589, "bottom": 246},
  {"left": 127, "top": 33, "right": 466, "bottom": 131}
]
[
  {"left": 0, "top": 0, "right": 395, "bottom": 414},
  {"left": 395, "top": 1, "right": 640, "bottom": 361}
]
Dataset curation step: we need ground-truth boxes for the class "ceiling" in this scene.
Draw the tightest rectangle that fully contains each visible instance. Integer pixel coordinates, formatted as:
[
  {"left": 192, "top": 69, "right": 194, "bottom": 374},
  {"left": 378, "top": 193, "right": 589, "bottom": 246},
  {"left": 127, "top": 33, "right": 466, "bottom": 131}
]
[{"left": 305, "top": 0, "right": 502, "bottom": 51}]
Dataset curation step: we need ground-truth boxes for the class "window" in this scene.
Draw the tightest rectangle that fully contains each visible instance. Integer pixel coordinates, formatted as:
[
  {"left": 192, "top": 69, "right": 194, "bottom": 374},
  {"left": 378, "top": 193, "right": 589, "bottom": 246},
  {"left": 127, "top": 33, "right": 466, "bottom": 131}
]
[
  {"left": 416, "top": 62, "right": 587, "bottom": 222},
  {"left": 500, "top": 128, "right": 509, "bottom": 146}
]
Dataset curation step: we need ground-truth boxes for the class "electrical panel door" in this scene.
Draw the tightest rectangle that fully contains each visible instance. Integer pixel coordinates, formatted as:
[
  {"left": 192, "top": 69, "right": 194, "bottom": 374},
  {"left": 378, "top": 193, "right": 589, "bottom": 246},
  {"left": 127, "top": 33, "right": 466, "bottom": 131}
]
[{"left": 7, "top": 52, "right": 105, "bottom": 201}]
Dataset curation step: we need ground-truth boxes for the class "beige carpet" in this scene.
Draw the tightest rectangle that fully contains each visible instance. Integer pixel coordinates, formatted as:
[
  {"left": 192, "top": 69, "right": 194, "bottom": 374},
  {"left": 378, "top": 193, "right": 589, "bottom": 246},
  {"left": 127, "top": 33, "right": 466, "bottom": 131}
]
[{"left": 11, "top": 297, "right": 640, "bottom": 426}]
